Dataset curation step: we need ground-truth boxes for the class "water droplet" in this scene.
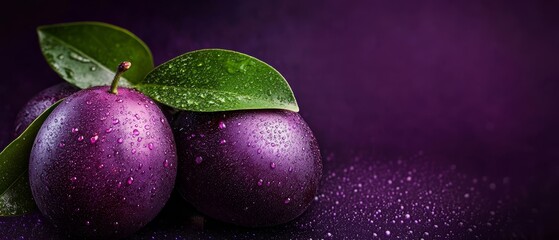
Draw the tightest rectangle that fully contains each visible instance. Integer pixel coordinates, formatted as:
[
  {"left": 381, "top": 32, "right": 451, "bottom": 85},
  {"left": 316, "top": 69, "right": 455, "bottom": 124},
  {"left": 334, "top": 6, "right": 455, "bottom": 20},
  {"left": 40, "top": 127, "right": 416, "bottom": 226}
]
[
  {"left": 116, "top": 99, "right": 123, "bottom": 103},
  {"left": 112, "top": 118, "right": 120, "bottom": 124},
  {"left": 57, "top": 54, "right": 64, "bottom": 59},
  {"left": 385, "top": 230, "right": 391, "bottom": 236},
  {"left": 59, "top": 142, "right": 65, "bottom": 148},
  {"left": 284, "top": 198, "right": 291, "bottom": 204},
  {"left": 131, "top": 149, "right": 137, "bottom": 154},
  {"left": 71, "top": 128, "right": 79, "bottom": 133},
  {"left": 132, "top": 129, "right": 140, "bottom": 136},
  {"left": 148, "top": 143, "right": 154, "bottom": 150},
  {"left": 137, "top": 137, "right": 143, "bottom": 142},
  {"left": 77, "top": 136, "right": 84, "bottom": 141},
  {"left": 69, "top": 52, "right": 91, "bottom": 63},
  {"left": 134, "top": 114, "right": 141, "bottom": 120},
  {"left": 163, "top": 159, "right": 169, "bottom": 168},
  {"left": 257, "top": 179, "right": 263, "bottom": 186},
  {"left": 85, "top": 220, "right": 91, "bottom": 226},
  {"left": 69, "top": 177, "right": 77, "bottom": 182},
  {"left": 98, "top": 164, "right": 104, "bottom": 169},
  {"left": 86, "top": 101, "right": 92, "bottom": 105},
  {"left": 219, "top": 121, "right": 226, "bottom": 129},
  {"left": 288, "top": 167, "right": 293, "bottom": 172},
  {"left": 270, "top": 162, "right": 277, "bottom": 169},
  {"left": 90, "top": 135, "right": 99, "bottom": 144},
  {"left": 195, "top": 156, "right": 203, "bottom": 164},
  {"left": 126, "top": 177, "right": 134, "bottom": 185},
  {"left": 219, "top": 139, "right": 227, "bottom": 145},
  {"left": 105, "top": 128, "right": 113, "bottom": 133},
  {"left": 90, "top": 66, "right": 96, "bottom": 71},
  {"left": 405, "top": 214, "right": 411, "bottom": 219},
  {"left": 117, "top": 138, "right": 124, "bottom": 144}
]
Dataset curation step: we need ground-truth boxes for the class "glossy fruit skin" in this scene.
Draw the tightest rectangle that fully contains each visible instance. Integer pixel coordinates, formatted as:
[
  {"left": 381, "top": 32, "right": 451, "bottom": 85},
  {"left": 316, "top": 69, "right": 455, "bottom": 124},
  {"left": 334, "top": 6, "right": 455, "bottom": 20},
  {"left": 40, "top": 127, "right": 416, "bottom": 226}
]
[
  {"left": 14, "top": 82, "right": 78, "bottom": 137},
  {"left": 174, "top": 110, "right": 322, "bottom": 227},
  {"left": 29, "top": 86, "right": 177, "bottom": 239}
]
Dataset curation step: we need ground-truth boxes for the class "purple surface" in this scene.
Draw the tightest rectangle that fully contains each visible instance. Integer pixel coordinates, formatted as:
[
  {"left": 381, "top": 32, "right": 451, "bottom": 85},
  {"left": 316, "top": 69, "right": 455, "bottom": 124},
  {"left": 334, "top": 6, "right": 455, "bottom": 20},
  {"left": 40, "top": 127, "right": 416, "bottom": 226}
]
[
  {"left": 29, "top": 86, "right": 177, "bottom": 238},
  {"left": 174, "top": 110, "right": 322, "bottom": 227},
  {"left": 1, "top": 0, "right": 558, "bottom": 239}
]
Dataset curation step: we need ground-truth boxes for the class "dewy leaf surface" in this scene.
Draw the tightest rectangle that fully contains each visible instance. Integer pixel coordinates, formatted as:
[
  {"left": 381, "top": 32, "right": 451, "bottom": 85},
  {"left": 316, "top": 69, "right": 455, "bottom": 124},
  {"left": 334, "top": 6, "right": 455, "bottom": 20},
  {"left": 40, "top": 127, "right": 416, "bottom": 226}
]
[
  {"left": 0, "top": 101, "right": 61, "bottom": 216},
  {"left": 38, "top": 22, "right": 153, "bottom": 89},
  {"left": 136, "top": 49, "right": 299, "bottom": 112}
]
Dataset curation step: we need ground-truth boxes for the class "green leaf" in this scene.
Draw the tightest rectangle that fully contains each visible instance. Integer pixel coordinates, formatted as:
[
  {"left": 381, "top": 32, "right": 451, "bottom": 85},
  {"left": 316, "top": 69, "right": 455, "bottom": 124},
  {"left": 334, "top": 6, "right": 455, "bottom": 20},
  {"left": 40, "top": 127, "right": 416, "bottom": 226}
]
[
  {"left": 135, "top": 49, "right": 299, "bottom": 112},
  {"left": 0, "top": 101, "right": 61, "bottom": 216},
  {"left": 38, "top": 22, "right": 153, "bottom": 89}
]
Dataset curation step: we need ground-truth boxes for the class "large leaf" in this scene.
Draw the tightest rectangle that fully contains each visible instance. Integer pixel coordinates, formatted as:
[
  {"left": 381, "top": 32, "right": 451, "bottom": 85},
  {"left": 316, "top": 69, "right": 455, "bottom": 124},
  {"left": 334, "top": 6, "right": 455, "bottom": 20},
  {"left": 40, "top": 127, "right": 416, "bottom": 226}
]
[
  {"left": 135, "top": 49, "right": 299, "bottom": 112},
  {"left": 0, "top": 101, "right": 61, "bottom": 216},
  {"left": 38, "top": 22, "right": 153, "bottom": 89}
]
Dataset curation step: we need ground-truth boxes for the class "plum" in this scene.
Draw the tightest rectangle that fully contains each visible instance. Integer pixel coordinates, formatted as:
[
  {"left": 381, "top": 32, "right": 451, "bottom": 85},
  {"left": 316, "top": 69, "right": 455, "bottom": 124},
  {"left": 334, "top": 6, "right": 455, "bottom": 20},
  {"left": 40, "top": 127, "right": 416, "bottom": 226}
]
[
  {"left": 29, "top": 62, "right": 177, "bottom": 239},
  {"left": 174, "top": 110, "right": 322, "bottom": 227},
  {"left": 14, "top": 82, "right": 78, "bottom": 136}
]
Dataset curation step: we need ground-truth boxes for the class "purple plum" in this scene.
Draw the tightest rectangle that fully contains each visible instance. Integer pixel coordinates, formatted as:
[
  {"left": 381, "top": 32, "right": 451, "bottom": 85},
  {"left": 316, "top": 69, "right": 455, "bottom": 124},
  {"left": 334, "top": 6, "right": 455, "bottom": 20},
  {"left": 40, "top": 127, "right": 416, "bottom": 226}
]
[
  {"left": 14, "top": 82, "right": 78, "bottom": 137},
  {"left": 29, "top": 62, "right": 177, "bottom": 239},
  {"left": 174, "top": 110, "right": 322, "bottom": 227}
]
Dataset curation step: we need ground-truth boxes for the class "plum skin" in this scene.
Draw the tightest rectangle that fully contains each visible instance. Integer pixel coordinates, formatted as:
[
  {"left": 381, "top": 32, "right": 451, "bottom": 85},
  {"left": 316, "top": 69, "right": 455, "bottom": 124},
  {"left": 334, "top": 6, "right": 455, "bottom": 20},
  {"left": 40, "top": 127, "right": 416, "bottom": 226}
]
[
  {"left": 174, "top": 110, "right": 322, "bottom": 227},
  {"left": 29, "top": 86, "right": 177, "bottom": 239},
  {"left": 14, "top": 82, "right": 78, "bottom": 137}
]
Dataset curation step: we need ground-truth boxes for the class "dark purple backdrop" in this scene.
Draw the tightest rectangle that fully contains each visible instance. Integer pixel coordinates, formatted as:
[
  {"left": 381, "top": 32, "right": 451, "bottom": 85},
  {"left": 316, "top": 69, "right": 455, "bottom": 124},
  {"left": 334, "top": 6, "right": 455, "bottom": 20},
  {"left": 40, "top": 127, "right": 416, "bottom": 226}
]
[{"left": 1, "top": 0, "right": 558, "bottom": 239}]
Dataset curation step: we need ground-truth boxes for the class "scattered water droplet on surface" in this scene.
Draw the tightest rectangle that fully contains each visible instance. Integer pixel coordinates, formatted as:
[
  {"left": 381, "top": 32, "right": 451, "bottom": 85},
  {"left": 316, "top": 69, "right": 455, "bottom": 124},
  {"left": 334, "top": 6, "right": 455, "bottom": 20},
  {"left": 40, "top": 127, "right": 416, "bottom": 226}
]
[
  {"left": 132, "top": 129, "right": 140, "bottom": 136},
  {"left": 195, "top": 156, "right": 203, "bottom": 164},
  {"left": 69, "top": 52, "right": 91, "bottom": 63},
  {"left": 126, "top": 177, "right": 134, "bottom": 185},
  {"left": 90, "top": 135, "right": 99, "bottom": 144}
]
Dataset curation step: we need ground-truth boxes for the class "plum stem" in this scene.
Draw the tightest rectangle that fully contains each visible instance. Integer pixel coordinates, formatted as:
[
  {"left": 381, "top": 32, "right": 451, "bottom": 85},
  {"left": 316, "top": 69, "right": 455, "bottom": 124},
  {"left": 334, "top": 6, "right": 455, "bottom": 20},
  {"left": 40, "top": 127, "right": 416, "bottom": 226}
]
[{"left": 109, "top": 61, "right": 132, "bottom": 94}]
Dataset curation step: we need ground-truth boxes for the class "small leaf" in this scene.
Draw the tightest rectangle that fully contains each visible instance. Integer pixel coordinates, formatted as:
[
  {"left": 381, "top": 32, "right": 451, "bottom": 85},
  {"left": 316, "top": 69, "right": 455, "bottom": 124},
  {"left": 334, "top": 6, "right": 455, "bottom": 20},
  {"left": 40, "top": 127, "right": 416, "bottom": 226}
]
[
  {"left": 0, "top": 101, "right": 61, "bottom": 216},
  {"left": 136, "top": 49, "right": 299, "bottom": 112},
  {"left": 38, "top": 22, "right": 153, "bottom": 89}
]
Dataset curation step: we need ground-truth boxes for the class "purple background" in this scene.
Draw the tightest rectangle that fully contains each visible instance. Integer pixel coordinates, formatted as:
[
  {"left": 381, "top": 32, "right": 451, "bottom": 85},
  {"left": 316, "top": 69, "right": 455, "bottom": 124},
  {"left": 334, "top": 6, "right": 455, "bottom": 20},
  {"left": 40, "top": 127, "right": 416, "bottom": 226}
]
[{"left": 1, "top": 0, "right": 558, "bottom": 239}]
